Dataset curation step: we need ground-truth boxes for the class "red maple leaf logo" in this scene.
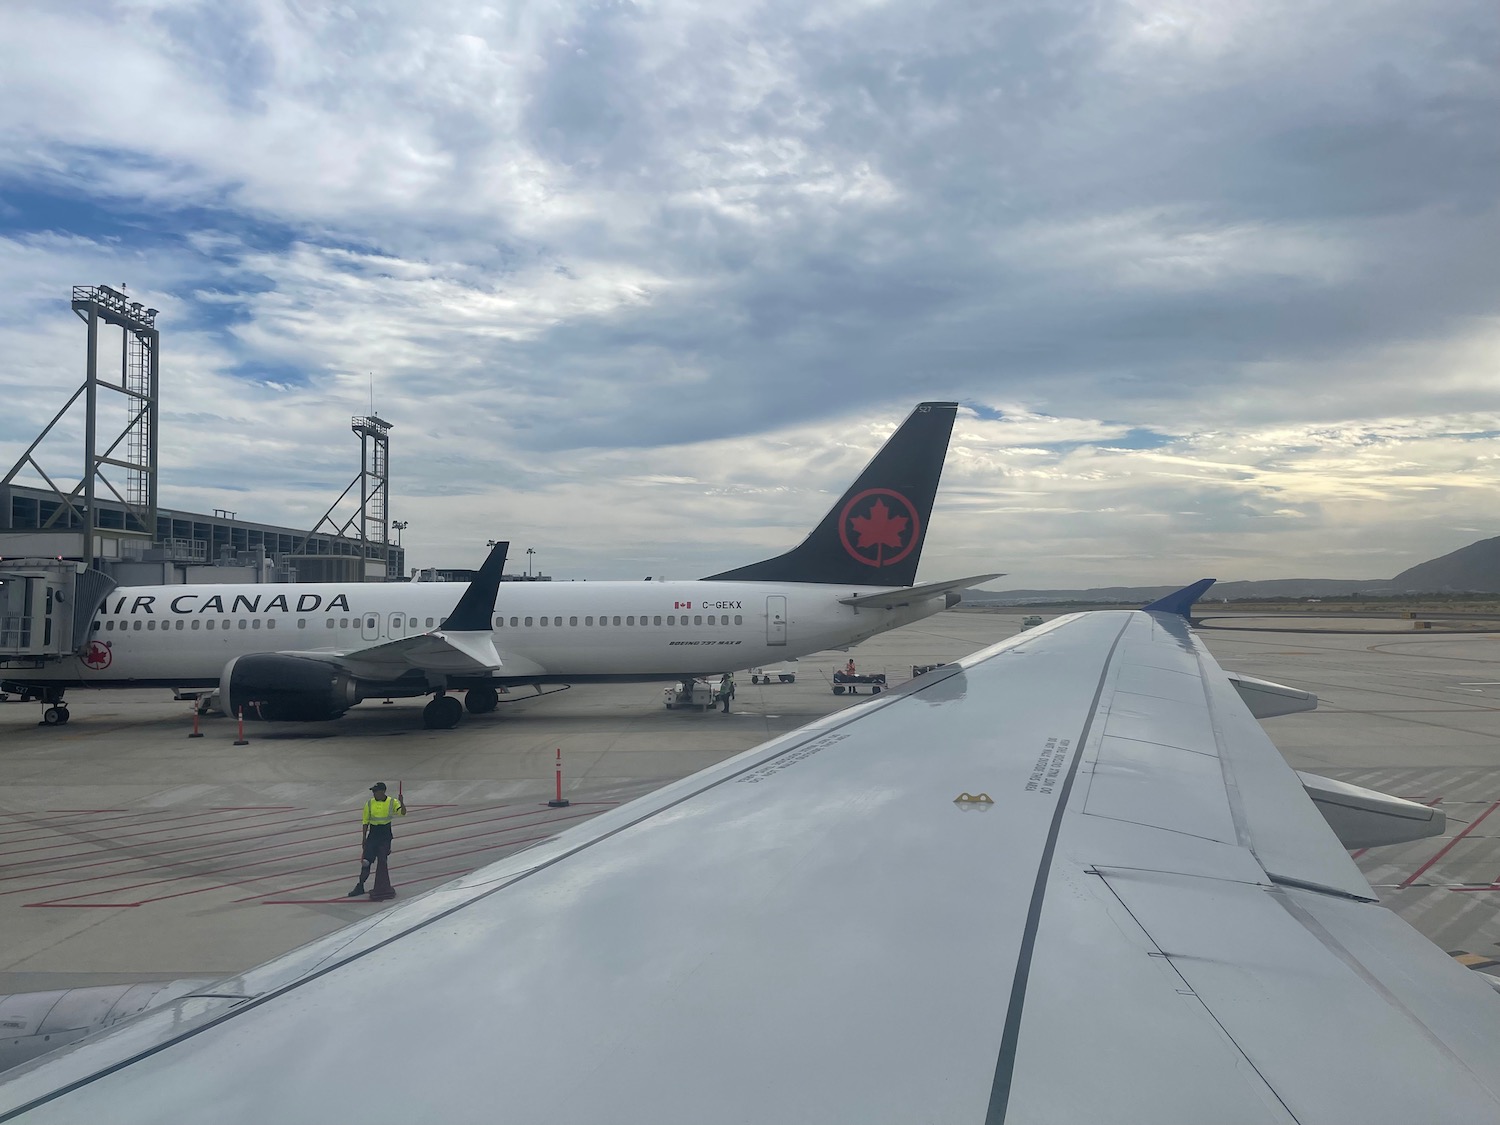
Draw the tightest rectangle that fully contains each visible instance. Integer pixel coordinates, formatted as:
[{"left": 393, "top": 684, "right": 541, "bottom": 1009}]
[
  {"left": 838, "top": 488, "right": 921, "bottom": 567},
  {"left": 850, "top": 499, "right": 908, "bottom": 553}
]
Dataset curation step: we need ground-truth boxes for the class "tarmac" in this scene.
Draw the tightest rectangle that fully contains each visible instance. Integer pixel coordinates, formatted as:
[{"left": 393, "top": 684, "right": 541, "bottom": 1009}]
[{"left": 1, "top": 609, "right": 1498, "bottom": 994}]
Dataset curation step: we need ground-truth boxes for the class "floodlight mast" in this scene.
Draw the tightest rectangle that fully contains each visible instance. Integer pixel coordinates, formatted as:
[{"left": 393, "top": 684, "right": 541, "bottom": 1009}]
[{"left": 0, "top": 285, "right": 160, "bottom": 567}]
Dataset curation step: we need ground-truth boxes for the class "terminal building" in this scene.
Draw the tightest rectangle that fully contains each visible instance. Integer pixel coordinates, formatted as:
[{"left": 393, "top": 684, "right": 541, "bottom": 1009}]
[{"left": 0, "top": 482, "right": 405, "bottom": 586}]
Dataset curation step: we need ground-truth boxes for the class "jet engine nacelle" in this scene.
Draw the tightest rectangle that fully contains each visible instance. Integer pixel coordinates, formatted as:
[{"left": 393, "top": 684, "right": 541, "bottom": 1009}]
[{"left": 220, "top": 654, "right": 362, "bottom": 722}]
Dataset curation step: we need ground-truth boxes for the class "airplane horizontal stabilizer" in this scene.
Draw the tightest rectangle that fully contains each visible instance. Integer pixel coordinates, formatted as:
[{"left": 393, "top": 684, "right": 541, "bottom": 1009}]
[{"left": 838, "top": 573, "right": 1005, "bottom": 609}]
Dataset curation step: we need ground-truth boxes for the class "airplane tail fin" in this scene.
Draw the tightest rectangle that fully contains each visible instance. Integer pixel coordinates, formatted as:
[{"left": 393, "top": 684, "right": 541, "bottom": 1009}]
[{"left": 704, "top": 402, "right": 958, "bottom": 587}]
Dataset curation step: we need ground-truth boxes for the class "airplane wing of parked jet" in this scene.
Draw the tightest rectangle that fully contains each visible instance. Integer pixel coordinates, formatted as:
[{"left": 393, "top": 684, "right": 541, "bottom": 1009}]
[{"left": 6, "top": 585, "right": 1500, "bottom": 1123}]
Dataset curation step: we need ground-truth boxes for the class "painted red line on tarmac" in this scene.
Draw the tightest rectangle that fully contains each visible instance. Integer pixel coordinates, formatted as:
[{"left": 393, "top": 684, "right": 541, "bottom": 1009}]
[
  {"left": 1448, "top": 886, "right": 1500, "bottom": 893},
  {"left": 259, "top": 868, "right": 476, "bottom": 904},
  {"left": 0, "top": 807, "right": 317, "bottom": 859},
  {"left": 1352, "top": 796, "right": 1442, "bottom": 860},
  {"left": 0, "top": 807, "right": 218, "bottom": 842},
  {"left": 0, "top": 803, "right": 537, "bottom": 893},
  {"left": 207, "top": 806, "right": 300, "bottom": 811},
  {"left": 226, "top": 822, "right": 589, "bottom": 904},
  {"left": 0, "top": 808, "right": 349, "bottom": 876},
  {"left": 23, "top": 902, "right": 141, "bottom": 908},
  {"left": 1399, "top": 798, "right": 1500, "bottom": 889},
  {"left": 29, "top": 807, "right": 608, "bottom": 908}
]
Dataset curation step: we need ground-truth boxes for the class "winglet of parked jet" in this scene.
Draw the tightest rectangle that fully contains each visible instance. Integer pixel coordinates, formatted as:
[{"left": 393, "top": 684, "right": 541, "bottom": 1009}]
[
  {"left": 441, "top": 541, "right": 509, "bottom": 631},
  {"left": 1142, "top": 578, "right": 1216, "bottom": 618}
]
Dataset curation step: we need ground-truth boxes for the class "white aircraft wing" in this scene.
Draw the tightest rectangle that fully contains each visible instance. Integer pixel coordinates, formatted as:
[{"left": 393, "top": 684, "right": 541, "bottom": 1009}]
[
  {"left": 5, "top": 599, "right": 1500, "bottom": 1123},
  {"left": 283, "top": 628, "right": 534, "bottom": 678}
]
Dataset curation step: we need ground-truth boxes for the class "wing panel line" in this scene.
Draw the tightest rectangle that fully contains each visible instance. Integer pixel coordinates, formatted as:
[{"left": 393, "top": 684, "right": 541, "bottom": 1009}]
[{"left": 985, "top": 614, "right": 1132, "bottom": 1125}]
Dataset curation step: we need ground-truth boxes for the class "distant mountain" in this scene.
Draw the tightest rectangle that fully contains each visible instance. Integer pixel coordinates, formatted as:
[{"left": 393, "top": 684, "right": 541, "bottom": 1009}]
[
  {"left": 963, "top": 578, "right": 1394, "bottom": 606},
  {"left": 1390, "top": 535, "right": 1500, "bottom": 593},
  {"left": 964, "top": 534, "right": 1500, "bottom": 604}
]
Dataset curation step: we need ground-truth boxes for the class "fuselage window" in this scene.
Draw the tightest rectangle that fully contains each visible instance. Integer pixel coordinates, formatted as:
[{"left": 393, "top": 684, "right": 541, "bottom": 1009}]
[
  {"left": 366, "top": 616, "right": 377, "bottom": 630},
  {"left": 133, "top": 620, "right": 142, "bottom": 631},
  {"left": 495, "top": 616, "right": 503, "bottom": 628},
  {"left": 539, "top": 616, "right": 548, "bottom": 627},
  {"left": 735, "top": 614, "right": 743, "bottom": 625},
  {"left": 239, "top": 619, "right": 248, "bottom": 630},
  {"left": 426, "top": 617, "right": 435, "bottom": 627},
  {"left": 570, "top": 616, "right": 578, "bottom": 626},
  {"left": 409, "top": 617, "right": 417, "bottom": 628},
  {"left": 177, "top": 619, "right": 185, "bottom": 630},
  {"left": 666, "top": 615, "right": 675, "bottom": 625},
  {"left": 707, "top": 615, "right": 716, "bottom": 625},
  {"left": 147, "top": 620, "right": 156, "bottom": 630},
  {"left": 510, "top": 617, "right": 518, "bottom": 628},
  {"left": 252, "top": 619, "right": 261, "bottom": 629},
  {"left": 92, "top": 621, "right": 100, "bottom": 633},
  {"left": 265, "top": 619, "right": 274, "bottom": 630},
  {"left": 554, "top": 616, "right": 561, "bottom": 626},
  {"left": 694, "top": 615, "right": 703, "bottom": 625},
  {"left": 105, "top": 620, "right": 114, "bottom": 631},
  {"left": 192, "top": 620, "right": 201, "bottom": 630},
  {"left": 585, "top": 616, "right": 594, "bottom": 626},
  {"left": 626, "top": 616, "right": 635, "bottom": 626},
  {"left": 326, "top": 619, "right": 335, "bottom": 629},
  {"left": 525, "top": 617, "right": 533, "bottom": 627},
  {"left": 339, "top": 618, "right": 349, "bottom": 629},
  {"left": 653, "top": 615, "right": 662, "bottom": 625},
  {"left": 206, "top": 619, "right": 216, "bottom": 631},
  {"left": 613, "top": 616, "right": 622, "bottom": 626}
]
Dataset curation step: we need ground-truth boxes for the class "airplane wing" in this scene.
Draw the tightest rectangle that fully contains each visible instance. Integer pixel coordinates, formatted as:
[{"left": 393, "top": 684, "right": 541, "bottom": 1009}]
[
  {"left": 837, "top": 572, "right": 1005, "bottom": 608},
  {"left": 6, "top": 592, "right": 1500, "bottom": 1122}
]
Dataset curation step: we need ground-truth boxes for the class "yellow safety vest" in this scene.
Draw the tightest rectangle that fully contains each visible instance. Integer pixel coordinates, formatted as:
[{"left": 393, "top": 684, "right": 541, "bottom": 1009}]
[{"left": 363, "top": 797, "right": 405, "bottom": 827}]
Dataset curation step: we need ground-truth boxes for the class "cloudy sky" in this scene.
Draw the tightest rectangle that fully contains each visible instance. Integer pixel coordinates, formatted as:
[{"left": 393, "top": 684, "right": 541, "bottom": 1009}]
[{"left": 1, "top": 0, "right": 1497, "bottom": 588}]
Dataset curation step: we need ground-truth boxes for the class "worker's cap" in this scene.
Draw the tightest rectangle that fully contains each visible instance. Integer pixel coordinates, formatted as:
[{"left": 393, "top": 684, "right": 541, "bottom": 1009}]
[{"left": 369, "top": 782, "right": 388, "bottom": 791}]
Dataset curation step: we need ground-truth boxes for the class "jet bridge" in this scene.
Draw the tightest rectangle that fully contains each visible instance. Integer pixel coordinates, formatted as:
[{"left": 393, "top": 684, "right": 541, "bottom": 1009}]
[{"left": 0, "top": 559, "right": 115, "bottom": 669}]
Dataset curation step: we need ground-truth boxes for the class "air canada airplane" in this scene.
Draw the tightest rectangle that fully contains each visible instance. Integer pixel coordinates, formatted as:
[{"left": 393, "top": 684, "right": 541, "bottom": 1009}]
[
  {"left": 1, "top": 583, "right": 1494, "bottom": 1123},
  {"left": 2, "top": 402, "right": 1000, "bottom": 729}
]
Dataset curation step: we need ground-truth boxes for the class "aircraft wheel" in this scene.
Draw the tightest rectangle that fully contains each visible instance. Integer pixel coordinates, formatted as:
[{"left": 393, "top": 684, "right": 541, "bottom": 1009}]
[
  {"left": 423, "top": 695, "right": 464, "bottom": 730},
  {"left": 42, "top": 706, "right": 65, "bottom": 725},
  {"left": 465, "top": 686, "right": 499, "bottom": 714}
]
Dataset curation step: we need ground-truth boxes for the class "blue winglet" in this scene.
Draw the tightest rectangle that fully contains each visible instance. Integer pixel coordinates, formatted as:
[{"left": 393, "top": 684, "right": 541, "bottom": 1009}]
[{"left": 1142, "top": 578, "right": 1216, "bottom": 617}]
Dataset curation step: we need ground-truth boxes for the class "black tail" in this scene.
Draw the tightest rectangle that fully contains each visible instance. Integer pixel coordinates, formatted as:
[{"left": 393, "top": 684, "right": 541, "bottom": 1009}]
[{"left": 704, "top": 402, "right": 957, "bottom": 587}]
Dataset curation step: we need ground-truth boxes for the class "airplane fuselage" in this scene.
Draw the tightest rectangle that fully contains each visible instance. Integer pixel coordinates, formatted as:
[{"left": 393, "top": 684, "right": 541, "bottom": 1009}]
[{"left": 6, "top": 579, "right": 947, "bottom": 691}]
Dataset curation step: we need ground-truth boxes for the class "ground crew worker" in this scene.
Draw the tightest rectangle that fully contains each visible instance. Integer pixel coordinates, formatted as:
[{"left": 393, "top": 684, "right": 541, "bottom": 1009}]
[
  {"left": 844, "top": 658, "right": 857, "bottom": 676},
  {"left": 349, "top": 781, "right": 406, "bottom": 897},
  {"left": 717, "top": 672, "right": 734, "bottom": 713}
]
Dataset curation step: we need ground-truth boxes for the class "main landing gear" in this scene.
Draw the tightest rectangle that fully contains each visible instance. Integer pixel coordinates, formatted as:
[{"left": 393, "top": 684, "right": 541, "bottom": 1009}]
[
  {"left": 42, "top": 704, "right": 71, "bottom": 726},
  {"left": 422, "top": 691, "right": 464, "bottom": 730},
  {"left": 464, "top": 685, "right": 499, "bottom": 714}
]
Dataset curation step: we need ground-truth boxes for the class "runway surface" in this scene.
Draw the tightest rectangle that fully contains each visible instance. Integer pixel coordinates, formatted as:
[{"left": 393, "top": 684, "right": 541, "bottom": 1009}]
[{"left": 2, "top": 610, "right": 1497, "bottom": 993}]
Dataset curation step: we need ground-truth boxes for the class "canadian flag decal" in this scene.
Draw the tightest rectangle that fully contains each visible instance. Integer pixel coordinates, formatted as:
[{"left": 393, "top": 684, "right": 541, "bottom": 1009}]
[{"left": 674, "top": 601, "right": 692, "bottom": 609}]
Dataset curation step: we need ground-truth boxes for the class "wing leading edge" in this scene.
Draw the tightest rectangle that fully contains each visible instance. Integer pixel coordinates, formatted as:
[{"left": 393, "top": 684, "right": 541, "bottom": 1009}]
[{"left": 4, "top": 607, "right": 1500, "bottom": 1123}]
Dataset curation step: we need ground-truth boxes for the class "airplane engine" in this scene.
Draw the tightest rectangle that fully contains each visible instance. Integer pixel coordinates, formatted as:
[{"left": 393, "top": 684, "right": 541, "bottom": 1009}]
[{"left": 220, "top": 654, "right": 362, "bottom": 722}]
